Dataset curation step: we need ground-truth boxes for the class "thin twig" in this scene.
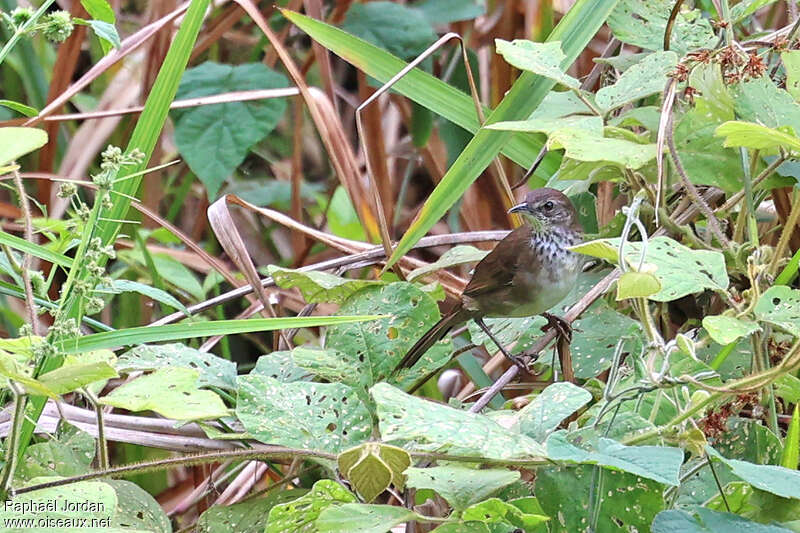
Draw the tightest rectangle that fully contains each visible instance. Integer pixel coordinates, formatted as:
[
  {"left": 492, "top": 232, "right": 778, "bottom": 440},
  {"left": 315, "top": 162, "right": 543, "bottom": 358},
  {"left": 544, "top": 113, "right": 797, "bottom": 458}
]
[{"left": 11, "top": 168, "right": 39, "bottom": 335}]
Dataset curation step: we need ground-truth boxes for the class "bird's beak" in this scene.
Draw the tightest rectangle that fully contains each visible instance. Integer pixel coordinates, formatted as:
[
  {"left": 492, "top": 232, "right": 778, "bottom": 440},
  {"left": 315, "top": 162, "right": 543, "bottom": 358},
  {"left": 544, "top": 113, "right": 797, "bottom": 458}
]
[{"left": 508, "top": 202, "right": 528, "bottom": 214}]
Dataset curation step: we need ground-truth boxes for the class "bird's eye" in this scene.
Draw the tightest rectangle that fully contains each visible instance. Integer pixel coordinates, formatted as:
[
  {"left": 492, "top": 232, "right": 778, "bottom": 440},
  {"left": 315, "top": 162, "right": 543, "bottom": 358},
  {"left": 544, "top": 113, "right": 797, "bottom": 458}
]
[{"left": 543, "top": 201, "right": 554, "bottom": 211}]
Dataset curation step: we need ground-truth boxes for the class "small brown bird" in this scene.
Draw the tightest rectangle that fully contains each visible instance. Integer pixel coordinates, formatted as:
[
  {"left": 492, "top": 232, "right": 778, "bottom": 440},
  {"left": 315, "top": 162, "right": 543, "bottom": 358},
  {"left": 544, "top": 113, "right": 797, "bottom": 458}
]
[{"left": 397, "top": 188, "right": 584, "bottom": 371}]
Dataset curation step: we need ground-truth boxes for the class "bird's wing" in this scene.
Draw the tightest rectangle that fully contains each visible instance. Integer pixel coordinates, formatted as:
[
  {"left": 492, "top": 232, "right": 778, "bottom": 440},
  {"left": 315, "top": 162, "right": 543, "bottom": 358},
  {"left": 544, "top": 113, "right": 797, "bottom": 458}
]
[{"left": 462, "top": 224, "right": 533, "bottom": 299}]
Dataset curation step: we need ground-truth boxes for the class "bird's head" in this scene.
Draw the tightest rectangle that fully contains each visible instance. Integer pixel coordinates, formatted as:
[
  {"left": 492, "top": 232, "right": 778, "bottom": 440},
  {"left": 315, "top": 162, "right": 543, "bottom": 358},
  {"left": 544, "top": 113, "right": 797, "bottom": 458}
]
[{"left": 508, "top": 188, "right": 580, "bottom": 232}]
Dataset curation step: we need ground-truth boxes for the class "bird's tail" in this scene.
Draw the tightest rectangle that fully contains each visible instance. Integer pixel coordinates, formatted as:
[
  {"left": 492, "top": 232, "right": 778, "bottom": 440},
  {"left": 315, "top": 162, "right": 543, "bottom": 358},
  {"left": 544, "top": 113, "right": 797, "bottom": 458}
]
[{"left": 395, "top": 306, "right": 472, "bottom": 372}]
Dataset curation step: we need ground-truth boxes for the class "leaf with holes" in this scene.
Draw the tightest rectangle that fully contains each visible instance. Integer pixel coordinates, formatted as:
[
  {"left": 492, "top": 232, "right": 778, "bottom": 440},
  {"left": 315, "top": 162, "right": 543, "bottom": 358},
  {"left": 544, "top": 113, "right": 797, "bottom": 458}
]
[
  {"left": 702, "top": 315, "right": 761, "bottom": 345},
  {"left": 755, "top": 286, "right": 800, "bottom": 338},
  {"left": 316, "top": 503, "right": 418, "bottom": 533},
  {"left": 117, "top": 343, "right": 237, "bottom": 390},
  {"left": 236, "top": 375, "right": 371, "bottom": 453},
  {"left": 572, "top": 237, "right": 729, "bottom": 301},
  {"left": 108, "top": 480, "right": 171, "bottom": 533},
  {"left": 371, "top": 383, "right": 546, "bottom": 459},
  {"left": 266, "top": 480, "right": 356, "bottom": 533},
  {"left": 707, "top": 446, "right": 800, "bottom": 500},
  {"left": 268, "top": 266, "right": 385, "bottom": 304},
  {"left": 198, "top": 489, "right": 307, "bottom": 533},
  {"left": 516, "top": 382, "right": 592, "bottom": 442},
  {"left": 595, "top": 51, "right": 678, "bottom": 112},
  {"left": 17, "top": 424, "right": 95, "bottom": 483},
  {"left": 173, "top": 62, "right": 289, "bottom": 198},
  {"left": 495, "top": 40, "right": 580, "bottom": 89},
  {"left": 570, "top": 301, "right": 642, "bottom": 378},
  {"left": 99, "top": 367, "right": 230, "bottom": 420},
  {"left": 249, "top": 351, "right": 307, "bottom": 383},
  {"left": 732, "top": 76, "right": 800, "bottom": 131},
  {"left": 0, "top": 481, "right": 118, "bottom": 524},
  {"left": 784, "top": 51, "right": 800, "bottom": 101},
  {"left": 326, "top": 282, "right": 451, "bottom": 390},
  {"left": 405, "top": 465, "right": 520, "bottom": 511},
  {"left": 653, "top": 508, "right": 795, "bottom": 532},
  {"left": 461, "top": 498, "right": 550, "bottom": 530}
]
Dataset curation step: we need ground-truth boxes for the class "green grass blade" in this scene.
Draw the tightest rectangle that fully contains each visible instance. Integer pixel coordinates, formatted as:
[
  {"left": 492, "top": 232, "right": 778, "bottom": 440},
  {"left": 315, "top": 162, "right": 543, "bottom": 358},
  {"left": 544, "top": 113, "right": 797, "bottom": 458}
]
[
  {"left": 781, "top": 404, "right": 799, "bottom": 470},
  {"left": 384, "top": 0, "right": 620, "bottom": 269},
  {"left": 281, "top": 9, "right": 558, "bottom": 177},
  {"left": 0, "top": 229, "right": 71, "bottom": 268},
  {"left": 57, "top": 315, "right": 385, "bottom": 353}
]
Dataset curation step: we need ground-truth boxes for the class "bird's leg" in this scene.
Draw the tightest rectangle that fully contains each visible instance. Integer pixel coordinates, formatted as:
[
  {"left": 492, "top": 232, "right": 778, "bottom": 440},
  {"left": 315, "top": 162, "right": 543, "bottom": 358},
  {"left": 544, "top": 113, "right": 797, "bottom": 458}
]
[
  {"left": 474, "top": 317, "right": 530, "bottom": 373},
  {"left": 541, "top": 312, "right": 573, "bottom": 343}
]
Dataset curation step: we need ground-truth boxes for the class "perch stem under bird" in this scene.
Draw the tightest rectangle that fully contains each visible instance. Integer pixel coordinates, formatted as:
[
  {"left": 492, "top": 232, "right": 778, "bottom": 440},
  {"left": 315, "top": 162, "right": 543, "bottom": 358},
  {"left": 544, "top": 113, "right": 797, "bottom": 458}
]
[{"left": 395, "top": 188, "right": 584, "bottom": 375}]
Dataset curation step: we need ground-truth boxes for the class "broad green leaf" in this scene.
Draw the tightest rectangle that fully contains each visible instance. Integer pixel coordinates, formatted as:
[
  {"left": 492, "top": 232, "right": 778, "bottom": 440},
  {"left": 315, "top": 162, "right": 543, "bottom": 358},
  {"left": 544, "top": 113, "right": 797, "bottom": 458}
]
[
  {"left": 732, "top": 76, "right": 800, "bottom": 131},
  {"left": 547, "top": 128, "right": 659, "bottom": 169},
  {"left": 595, "top": 51, "right": 678, "bottom": 112},
  {"left": 198, "top": 490, "right": 307, "bottom": 533},
  {"left": 775, "top": 373, "right": 800, "bottom": 404},
  {"left": 173, "top": 62, "right": 289, "bottom": 198},
  {"left": 570, "top": 301, "right": 642, "bottom": 378},
  {"left": 120, "top": 249, "right": 204, "bottom": 301},
  {"left": 338, "top": 443, "right": 410, "bottom": 502},
  {"left": 87, "top": 20, "right": 121, "bottom": 50},
  {"left": 371, "top": 383, "right": 546, "bottom": 459},
  {"left": 17, "top": 424, "right": 95, "bottom": 483},
  {"left": 117, "top": 343, "right": 237, "bottom": 390},
  {"left": 702, "top": 315, "right": 761, "bottom": 345},
  {"left": 268, "top": 266, "right": 385, "bottom": 304},
  {"left": 708, "top": 446, "right": 800, "bottom": 500},
  {"left": 731, "top": 0, "right": 781, "bottom": 22},
  {"left": 781, "top": 405, "right": 800, "bottom": 470},
  {"left": 495, "top": 40, "right": 580, "bottom": 89},
  {"left": 108, "top": 479, "right": 170, "bottom": 533},
  {"left": 326, "top": 283, "right": 451, "bottom": 390},
  {"left": 266, "top": 480, "right": 356, "bottom": 533},
  {"left": 536, "top": 464, "right": 664, "bottom": 532},
  {"left": 0, "top": 127, "right": 48, "bottom": 166},
  {"left": 689, "top": 62, "right": 734, "bottom": 122},
  {"left": 546, "top": 432, "right": 683, "bottom": 485},
  {"left": 407, "top": 245, "right": 489, "bottom": 281},
  {"left": 57, "top": 315, "right": 383, "bottom": 354},
  {"left": 249, "top": 351, "right": 307, "bottom": 383},
  {"left": 38, "top": 360, "right": 118, "bottom": 395},
  {"left": 291, "top": 346, "right": 365, "bottom": 391},
  {"left": 784, "top": 51, "right": 800, "bottom": 102},
  {"left": 381, "top": 0, "right": 621, "bottom": 270},
  {"left": 607, "top": 0, "right": 716, "bottom": 55},
  {"left": 652, "top": 508, "right": 794, "bottom": 533},
  {"left": 81, "top": 0, "right": 115, "bottom": 22},
  {"left": 316, "top": 503, "right": 417, "bottom": 533},
  {"left": 0, "top": 481, "right": 118, "bottom": 524},
  {"left": 715, "top": 121, "right": 800, "bottom": 154},
  {"left": 414, "top": 0, "right": 485, "bottom": 24},
  {"left": 100, "top": 367, "right": 230, "bottom": 420},
  {"left": 468, "top": 315, "right": 547, "bottom": 355},
  {"left": 0, "top": 99, "right": 38, "bottom": 117},
  {"left": 281, "top": 9, "right": 560, "bottom": 176},
  {"left": 516, "top": 382, "right": 592, "bottom": 442},
  {"left": 236, "top": 375, "right": 371, "bottom": 453},
  {"left": 487, "top": 115, "right": 603, "bottom": 135},
  {"left": 616, "top": 271, "right": 661, "bottom": 300},
  {"left": 405, "top": 465, "right": 520, "bottom": 511},
  {"left": 327, "top": 186, "right": 368, "bottom": 241},
  {"left": 461, "top": 498, "right": 549, "bottom": 530},
  {"left": 755, "top": 286, "right": 800, "bottom": 337},
  {"left": 0, "top": 350, "right": 57, "bottom": 398},
  {"left": 341, "top": 2, "right": 436, "bottom": 60},
  {"left": 99, "top": 279, "right": 189, "bottom": 315},
  {"left": 572, "top": 236, "right": 729, "bottom": 301}
]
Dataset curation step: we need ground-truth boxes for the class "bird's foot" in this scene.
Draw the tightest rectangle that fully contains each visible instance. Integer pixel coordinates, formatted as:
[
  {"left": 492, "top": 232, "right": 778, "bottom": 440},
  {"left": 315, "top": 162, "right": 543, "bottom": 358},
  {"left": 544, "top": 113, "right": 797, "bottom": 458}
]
[
  {"left": 475, "top": 317, "right": 531, "bottom": 375},
  {"left": 507, "top": 351, "right": 533, "bottom": 374},
  {"left": 541, "top": 312, "right": 572, "bottom": 343}
]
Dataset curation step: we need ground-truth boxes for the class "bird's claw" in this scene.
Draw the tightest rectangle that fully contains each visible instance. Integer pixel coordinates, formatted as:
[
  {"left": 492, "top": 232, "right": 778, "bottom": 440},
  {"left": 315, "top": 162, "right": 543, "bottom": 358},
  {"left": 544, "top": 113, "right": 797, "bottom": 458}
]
[
  {"left": 508, "top": 352, "right": 532, "bottom": 374},
  {"left": 541, "top": 312, "right": 572, "bottom": 343}
]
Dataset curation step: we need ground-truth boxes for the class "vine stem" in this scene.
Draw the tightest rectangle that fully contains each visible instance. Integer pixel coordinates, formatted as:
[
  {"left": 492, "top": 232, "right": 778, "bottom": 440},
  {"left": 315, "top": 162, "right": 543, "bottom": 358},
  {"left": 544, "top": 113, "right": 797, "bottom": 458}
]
[
  {"left": 11, "top": 168, "right": 39, "bottom": 336},
  {"left": 0, "top": 384, "right": 26, "bottom": 499}
]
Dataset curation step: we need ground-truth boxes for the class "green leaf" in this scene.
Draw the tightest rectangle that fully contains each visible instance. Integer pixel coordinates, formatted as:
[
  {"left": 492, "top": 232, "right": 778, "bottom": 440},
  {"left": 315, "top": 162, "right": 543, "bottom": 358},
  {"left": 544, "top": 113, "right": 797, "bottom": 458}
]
[
  {"left": 516, "top": 382, "right": 592, "bottom": 442},
  {"left": 99, "top": 367, "right": 230, "bottom": 420},
  {"left": 381, "top": 0, "right": 621, "bottom": 270},
  {"left": 572, "top": 236, "right": 729, "bottom": 301},
  {"left": 468, "top": 315, "right": 547, "bottom": 355},
  {"left": 341, "top": 2, "right": 436, "bottom": 60},
  {"left": 413, "top": 0, "right": 485, "bottom": 24},
  {"left": 327, "top": 186, "right": 368, "bottom": 241},
  {"left": 652, "top": 508, "right": 794, "bottom": 533},
  {"left": 0, "top": 99, "right": 38, "bottom": 117},
  {"left": 495, "top": 40, "right": 580, "bottom": 89},
  {"left": 80, "top": 0, "right": 115, "bottom": 23},
  {"left": 268, "top": 266, "right": 385, "bottom": 304},
  {"left": 120, "top": 249, "right": 205, "bottom": 301},
  {"left": 371, "top": 383, "right": 546, "bottom": 459},
  {"left": 116, "top": 343, "right": 237, "bottom": 390},
  {"left": 236, "top": 375, "right": 371, "bottom": 453},
  {"left": 607, "top": 0, "right": 716, "bottom": 55},
  {"left": 266, "top": 480, "right": 356, "bottom": 533},
  {"left": 595, "top": 51, "right": 678, "bottom": 112},
  {"left": 546, "top": 432, "right": 683, "bottom": 485},
  {"left": 405, "top": 465, "right": 520, "bottom": 511},
  {"left": 570, "top": 301, "right": 642, "bottom": 378},
  {"left": 674, "top": 107, "right": 743, "bottom": 192},
  {"left": 108, "top": 479, "right": 170, "bottom": 533},
  {"left": 731, "top": 0, "right": 781, "bottom": 22},
  {"left": 100, "top": 279, "right": 189, "bottom": 314},
  {"left": 0, "top": 127, "right": 48, "bottom": 166},
  {"left": 547, "top": 128, "right": 659, "bottom": 169},
  {"left": 87, "top": 19, "right": 121, "bottom": 50},
  {"left": 17, "top": 424, "right": 95, "bottom": 483},
  {"left": 198, "top": 490, "right": 308, "bottom": 533},
  {"left": 173, "top": 62, "right": 289, "bottom": 198},
  {"left": 536, "top": 464, "right": 665, "bottom": 532},
  {"left": 755, "top": 286, "right": 800, "bottom": 338},
  {"left": 0, "top": 228, "right": 72, "bottom": 268},
  {"left": 781, "top": 405, "right": 800, "bottom": 470},
  {"left": 0, "top": 481, "right": 118, "bottom": 524},
  {"left": 708, "top": 446, "right": 800, "bottom": 499},
  {"left": 38, "top": 360, "right": 118, "bottom": 395},
  {"left": 487, "top": 115, "right": 604, "bottom": 135},
  {"left": 702, "top": 315, "right": 761, "bottom": 345},
  {"left": 775, "top": 374, "right": 800, "bottom": 404},
  {"left": 407, "top": 245, "right": 489, "bottom": 281},
  {"left": 732, "top": 76, "right": 800, "bottom": 131},
  {"left": 0, "top": 350, "right": 57, "bottom": 398},
  {"left": 338, "top": 443, "right": 410, "bottom": 502},
  {"left": 783, "top": 51, "right": 800, "bottom": 102},
  {"left": 461, "top": 498, "right": 549, "bottom": 530},
  {"left": 249, "top": 351, "right": 308, "bottom": 383},
  {"left": 326, "top": 283, "right": 452, "bottom": 390},
  {"left": 316, "top": 503, "right": 417, "bottom": 533},
  {"left": 616, "top": 271, "right": 661, "bottom": 300},
  {"left": 715, "top": 121, "right": 800, "bottom": 154}
]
